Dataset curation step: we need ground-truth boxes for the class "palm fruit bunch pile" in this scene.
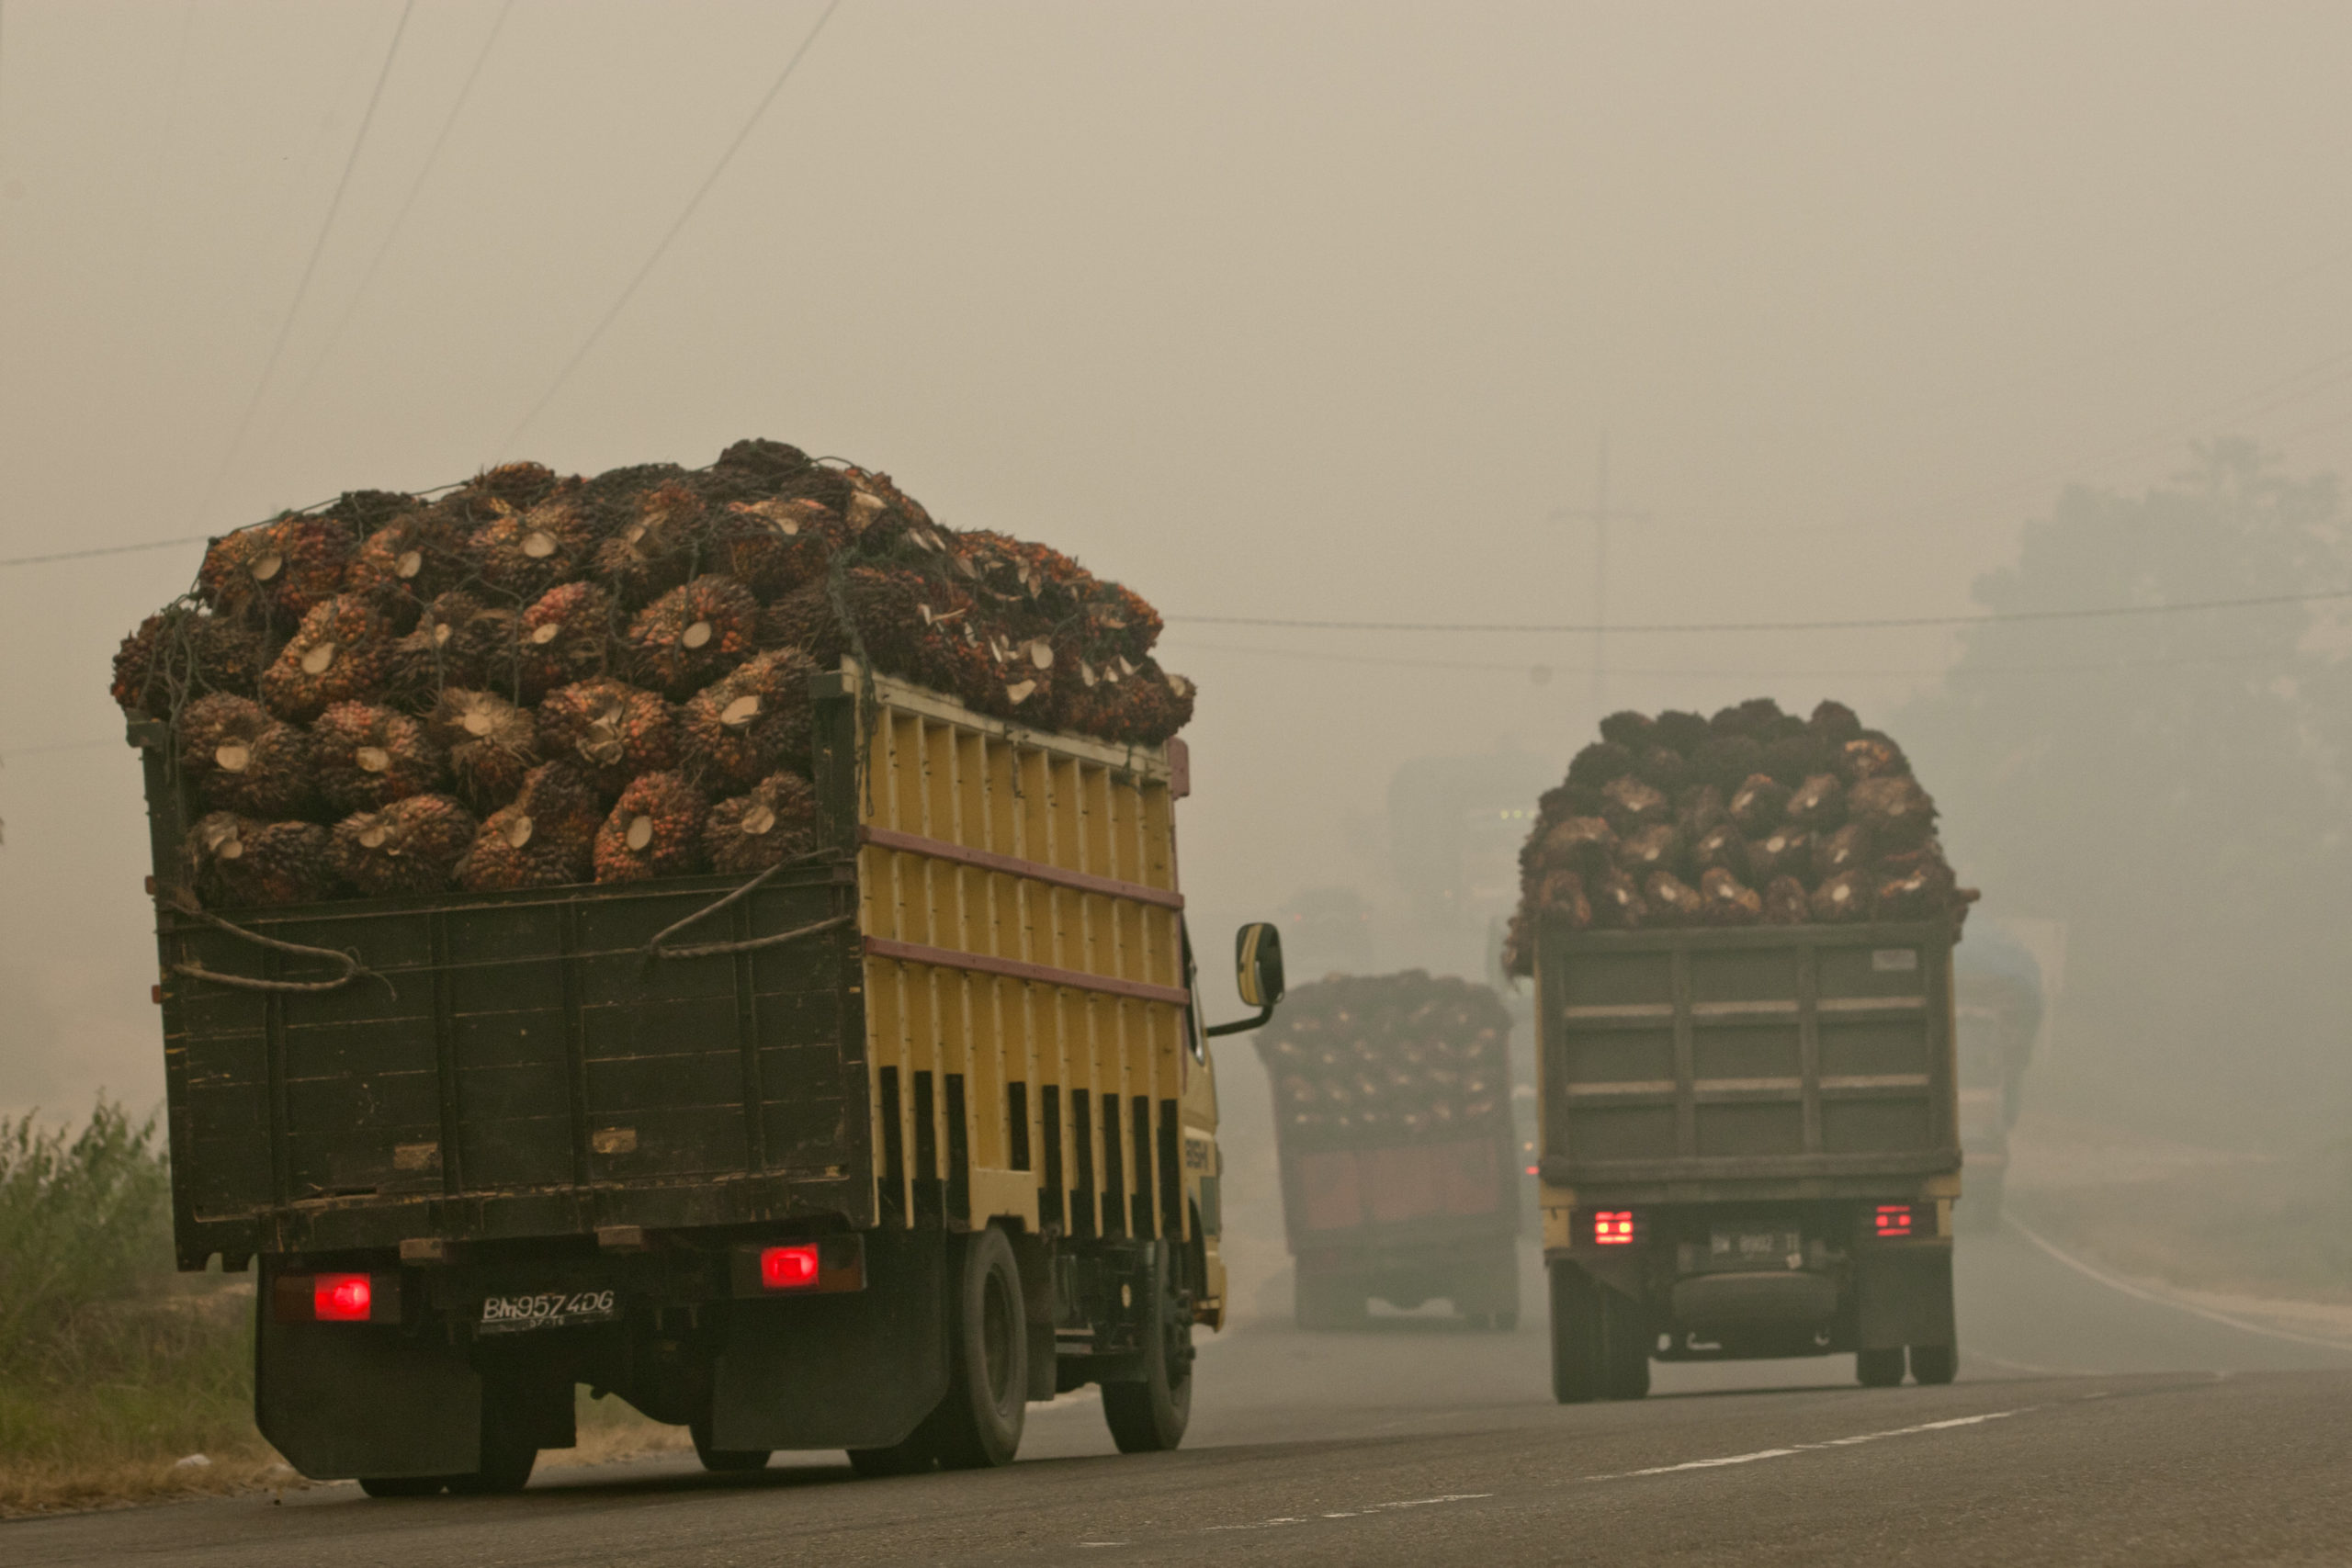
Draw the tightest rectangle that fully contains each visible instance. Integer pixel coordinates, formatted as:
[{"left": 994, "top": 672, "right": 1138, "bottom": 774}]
[
  {"left": 1499, "top": 698, "right": 1977, "bottom": 976},
  {"left": 1251, "top": 972, "right": 1511, "bottom": 1146},
  {"left": 110, "top": 438, "right": 1194, "bottom": 908}
]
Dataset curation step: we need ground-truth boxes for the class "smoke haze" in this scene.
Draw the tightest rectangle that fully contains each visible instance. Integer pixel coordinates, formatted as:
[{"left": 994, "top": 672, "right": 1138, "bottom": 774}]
[{"left": 5, "top": 2, "right": 2352, "bottom": 1155}]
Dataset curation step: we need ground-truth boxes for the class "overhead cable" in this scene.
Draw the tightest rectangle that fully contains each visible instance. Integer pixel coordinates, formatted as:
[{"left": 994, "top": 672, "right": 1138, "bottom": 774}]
[
  {"left": 185, "top": 1, "right": 417, "bottom": 531},
  {"left": 274, "top": 0, "right": 515, "bottom": 422},
  {"left": 1166, "top": 585, "right": 2352, "bottom": 637},
  {"left": 498, "top": 0, "right": 844, "bottom": 453}
]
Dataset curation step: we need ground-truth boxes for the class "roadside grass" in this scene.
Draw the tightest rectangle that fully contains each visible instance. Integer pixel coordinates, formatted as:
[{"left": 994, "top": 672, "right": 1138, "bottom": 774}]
[
  {"left": 2012, "top": 1124, "right": 2352, "bottom": 1307},
  {"left": 0, "top": 1099, "right": 692, "bottom": 1516}
]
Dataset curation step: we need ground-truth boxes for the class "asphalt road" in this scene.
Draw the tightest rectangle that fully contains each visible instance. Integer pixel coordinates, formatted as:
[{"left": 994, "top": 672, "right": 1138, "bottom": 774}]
[{"left": 14, "top": 1222, "right": 2352, "bottom": 1567}]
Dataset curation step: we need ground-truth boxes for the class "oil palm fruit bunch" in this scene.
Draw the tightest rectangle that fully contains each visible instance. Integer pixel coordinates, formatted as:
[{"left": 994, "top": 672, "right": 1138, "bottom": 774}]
[
  {"left": 537, "top": 677, "right": 679, "bottom": 796},
  {"left": 390, "top": 591, "right": 512, "bottom": 705},
  {"left": 469, "top": 491, "right": 595, "bottom": 601},
  {"left": 1849, "top": 774, "right": 1937, "bottom": 848},
  {"left": 1763, "top": 875, "right": 1811, "bottom": 924},
  {"left": 455, "top": 762, "right": 602, "bottom": 890},
  {"left": 112, "top": 605, "right": 266, "bottom": 715},
  {"left": 1250, "top": 973, "right": 1512, "bottom": 1145},
  {"left": 258, "top": 594, "right": 395, "bottom": 722},
  {"left": 706, "top": 771, "right": 822, "bottom": 874},
  {"left": 312, "top": 702, "right": 445, "bottom": 815},
  {"left": 1644, "top": 869, "right": 1704, "bottom": 924},
  {"left": 426, "top": 689, "right": 541, "bottom": 811},
  {"left": 680, "top": 649, "right": 819, "bottom": 794},
  {"left": 513, "top": 581, "right": 616, "bottom": 701},
  {"left": 1510, "top": 698, "right": 1973, "bottom": 942},
  {"left": 176, "top": 694, "right": 314, "bottom": 818},
  {"left": 594, "top": 482, "right": 708, "bottom": 607},
  {"left": 187, "top": 813, "right": 335, "bottom": 907},
  {"left": 753, "top": 578, "right": 843, "bottom": 663},
  {"left": 626, "top": 574, "right": 761, "bottom": 697},
  {"left": 346, "top": 510, "right": 467, "bottom": 609},
  {"left": 707, "top": 497, "right": 843, "bottom": 599},
  {"left": 594, "top": 772, "right": 709, "bottom": 882},
  {"left": 198, "top": 513, "right": 354, "bottom": 626},
  {"left": 332, "top": 793, "right": 477, "bottom": 896},
  {"left": 1699, "top": 867, "right": 1762, "bottom": 926},
  {"left": 1728, "top": 773, "right": 1790, "bottom": 834},
  {"left": 467, "top": 460, "right": 562, "bottom": 510}
]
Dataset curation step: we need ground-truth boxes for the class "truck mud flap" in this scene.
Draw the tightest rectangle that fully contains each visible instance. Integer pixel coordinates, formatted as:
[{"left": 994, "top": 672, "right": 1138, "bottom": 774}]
[
  {"left": 257, "top": 1310, "right": 481, "bottom": 1480},
  {"left": 1856, "top": 1247, "right": 1954, "bottom": 1349},
  {"left": 709, "top": 1228, "right": 949, "bottom": 1451},
  {"left": 1670, "top": 1269, "right": 1839, "bottom": 1333}
]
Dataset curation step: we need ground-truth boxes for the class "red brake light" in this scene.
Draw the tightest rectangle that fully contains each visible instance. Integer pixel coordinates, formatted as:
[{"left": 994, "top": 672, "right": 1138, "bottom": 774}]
[
  {"left": 1874, "top": 1204, "right": 1914, "bottom": 1238},
  {"left": 314, "top": 1273, "right": 372, "bottom": 1321},
  {"left": 760, "top": 1244, "right": 820, "bottom": 1291},
  {"left": 1594, "top": 1210, "right": 1635, "bottom": 1245},
  {"left": 1525, "top": 1165, "right": 1540, "bottom": 1178}
]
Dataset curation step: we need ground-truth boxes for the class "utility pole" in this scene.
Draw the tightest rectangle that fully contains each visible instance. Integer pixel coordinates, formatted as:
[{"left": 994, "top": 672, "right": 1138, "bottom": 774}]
[{"left": 1548, "top": 431, "right": 1649, "bottom": 718}]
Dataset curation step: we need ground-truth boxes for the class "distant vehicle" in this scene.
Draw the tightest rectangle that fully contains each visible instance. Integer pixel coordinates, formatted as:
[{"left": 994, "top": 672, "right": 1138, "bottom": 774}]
[
  {"left": 1533, "top": 918, "right": 1964, "bottom": 1395},
  {"left": 1953, "top": 924, "right": 2050, "bottom": 1232},
  {"left": 136, "top": 667, "right": 1281, "bottom": 1493},
  {"left": 1255, "top": 973, "right": 1521, "bottom": 1331}
]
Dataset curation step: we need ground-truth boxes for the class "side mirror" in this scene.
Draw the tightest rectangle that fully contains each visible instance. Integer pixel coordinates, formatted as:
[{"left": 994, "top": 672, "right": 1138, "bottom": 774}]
[{"left": 1205, "top": 921, "right": 1284, "bottom": 1037}]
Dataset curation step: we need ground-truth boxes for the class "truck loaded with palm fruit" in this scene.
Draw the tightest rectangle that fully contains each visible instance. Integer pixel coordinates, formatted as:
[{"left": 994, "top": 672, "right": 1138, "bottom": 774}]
[
  {"left": 1253, "top": 972, "right": 1521, "bottom": 1329},
  {"left": 112, "top": 439, "right": 1283, "bottom": 1492},
  {"left": 1504, "top": 699, "right": 1976, "bottom": 1397}
]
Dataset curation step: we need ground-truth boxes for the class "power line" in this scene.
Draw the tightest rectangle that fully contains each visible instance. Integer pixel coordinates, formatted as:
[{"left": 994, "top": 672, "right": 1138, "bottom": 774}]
[
  {"left": 184, "top": 1, "right": 416, "bottom": 532},
  {"left": 1172, "top": 640, "right": 2292, "bottom": 681},
  {"left": 499, "top": 0, "right": 844, "bottom": 454},
  {"left": 1164, "top": 585, "right": 2352, "bottom": 637},
  {"left": 272, "top": 0, "right": 514, "bottom": 426},
  {"left": 0, "top": 536, "right": 214, "bottom": 569}
]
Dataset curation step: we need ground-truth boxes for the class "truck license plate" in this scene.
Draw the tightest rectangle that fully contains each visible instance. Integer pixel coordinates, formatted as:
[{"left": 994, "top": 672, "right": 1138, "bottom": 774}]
[
  {"left": 1713, "top": 1230, "right": 1803, "bottom": 1269},
  {"left": 478, "top": 1289, "right": 618, "bottom": 1335}
]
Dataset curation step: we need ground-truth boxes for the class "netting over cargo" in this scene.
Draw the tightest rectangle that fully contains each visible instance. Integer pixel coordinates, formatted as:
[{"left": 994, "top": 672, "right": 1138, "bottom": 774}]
[
  {"left": 111, "top": 440, "right": 1195, "bottom": 908},
  {"left": 1252, "top": 972, "right": 1511, "bottom": 1145},
  {"left": 1500, "top": 698, "right": 1977, "bottom": 976}
]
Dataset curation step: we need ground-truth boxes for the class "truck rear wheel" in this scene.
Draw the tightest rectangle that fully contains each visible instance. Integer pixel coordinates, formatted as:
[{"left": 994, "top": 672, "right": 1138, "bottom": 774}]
[
  {"left": 1103, "top": 1240, "right": 1193, "bottom": 1453},
  {"left": 690, "top": 1416, "right": 772, "bottom": 1474},
  {"left": 1909, "top": 1343, "right": 1958, "bottom": 1384},
  {"left": 358, "top": 1476, "right": 445, "bottom": 1498},
  {"left": 931, "top": 1226, "right": 1030, "bottom": 1470},
  {"left": 1549, "top": 1261, "right": 1650, "bottom": 1403},
  {"left": 1856, "top": 1348, "right": 1906, "bottom": 1387}
]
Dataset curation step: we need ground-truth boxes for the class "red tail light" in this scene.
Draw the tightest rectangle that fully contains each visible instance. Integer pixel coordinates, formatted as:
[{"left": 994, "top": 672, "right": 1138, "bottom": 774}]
[
  {"left": 759, "top": 1244, "right": 820, "bottom": 1291},
  {"left": 1594, "top": 1210, "right": 1636, "bottom": 1245},
  {"left": 313, "top": 1273, "right": 373, "bottom": 1321},
  {"left": 1874, "top": 1204, "right": 1914, "bottom": 1238},
  {"left": 1525, "top": 1165, "right": 1540, "bottom": 1178}
]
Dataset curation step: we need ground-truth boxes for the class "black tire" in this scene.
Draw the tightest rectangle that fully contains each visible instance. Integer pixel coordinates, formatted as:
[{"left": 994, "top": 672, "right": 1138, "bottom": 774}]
[
  {"left": 1550, "top": 1262, "right": 1649, "bottom": 1402},
  {"left": 358, "top": 1475, "right": 445, "bottom": 1498},
  {"left": 1856, "top": 1347, "right": 1906, "bottom": 1387},
  {"left": 1102, "top": 1240, "right": 1193, "bottom": 1454},
  {"left": 690, "top": 1416, "right": 772, "bottom": 1474},
  {"left": 1909, "top": 1343, "right": 1958, "bottom": 1385},
  {"left": 931, "top": 1226, "right": 1029, "bottom": 1470}
]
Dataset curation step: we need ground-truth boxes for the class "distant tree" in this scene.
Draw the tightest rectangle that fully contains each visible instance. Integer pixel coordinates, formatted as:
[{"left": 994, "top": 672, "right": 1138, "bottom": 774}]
[{"left": 1900, "top": 441, "right": 2352, "bottom": 1144}]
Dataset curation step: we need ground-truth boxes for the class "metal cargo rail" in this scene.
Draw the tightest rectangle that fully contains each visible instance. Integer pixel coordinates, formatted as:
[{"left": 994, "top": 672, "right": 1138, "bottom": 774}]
[
  {"left": 1536, "top": 919, "right": 1962, "bottom": 1206},
  {"left": 141, "top": 662, "right": 1199, "bottom": 1269}
]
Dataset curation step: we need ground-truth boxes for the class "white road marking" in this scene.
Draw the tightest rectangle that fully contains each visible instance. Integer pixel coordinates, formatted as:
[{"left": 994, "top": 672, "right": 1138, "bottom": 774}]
[
  {"left": 2006, "top": 1216, "right": 2352, "bottom": 1355},
  {"left": 1589, "top": 1407, "right": 2035, "bottom": 1480},
  {"left": 1201, "top": 1495, "right": 1493, "bottom": 1533}
]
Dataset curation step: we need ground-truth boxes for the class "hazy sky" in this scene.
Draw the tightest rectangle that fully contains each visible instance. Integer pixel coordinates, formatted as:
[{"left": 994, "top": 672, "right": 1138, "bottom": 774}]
[{"left": 5, "top": 1, "right": 2351, "bottom": 1112}]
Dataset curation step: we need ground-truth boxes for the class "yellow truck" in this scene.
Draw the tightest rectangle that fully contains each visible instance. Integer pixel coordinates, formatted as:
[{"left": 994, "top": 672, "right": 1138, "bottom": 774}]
[{"left": 141, "top": 662, "right": 1281, "bottom": 1492}]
